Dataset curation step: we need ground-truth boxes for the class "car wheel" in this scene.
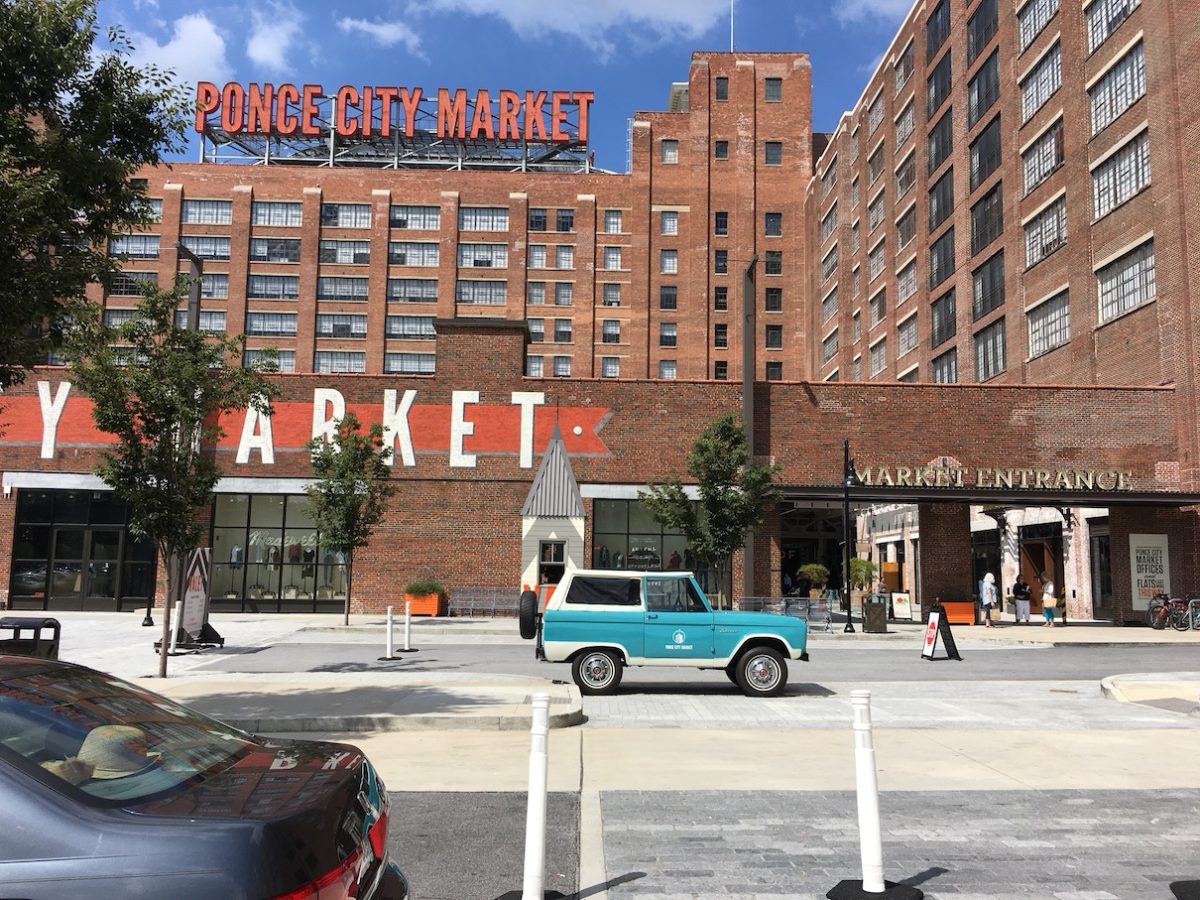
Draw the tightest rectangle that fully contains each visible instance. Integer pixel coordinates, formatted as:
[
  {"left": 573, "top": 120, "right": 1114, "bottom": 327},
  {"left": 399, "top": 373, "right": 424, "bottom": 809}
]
[
  {"left": 725, "top": 665, "right": 739, "bottom": 684},
  {"left": 736, "top": 647, "right": 788, "bottom": 697},
  {"left": 518, "top": 590, "right": 539, "bottom": 640},
  {"left": 572, "top": 649, "right": 623, "bottom": 695}
]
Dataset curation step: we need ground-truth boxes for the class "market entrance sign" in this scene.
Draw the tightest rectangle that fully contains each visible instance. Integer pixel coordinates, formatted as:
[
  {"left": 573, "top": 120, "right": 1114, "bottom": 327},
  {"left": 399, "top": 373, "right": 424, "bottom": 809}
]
[{"left": 858, "top": 464, "right": 1133, "bottom": 492}]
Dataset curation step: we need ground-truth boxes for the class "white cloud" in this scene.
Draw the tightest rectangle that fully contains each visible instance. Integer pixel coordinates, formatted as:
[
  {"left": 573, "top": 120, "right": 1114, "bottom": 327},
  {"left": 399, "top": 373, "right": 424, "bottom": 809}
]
[
  {"left": 336, "top": 17, "right": 425, "bottom": 58},
  {"left": 833, "top": 0, "right": 914, "bottom": 26},
  {"left": 412, "top": 0, "right": 729, "bottom": 60},
  {"left": 247, "top": 2, "right": 305, "bottom": 74},
  {"left": 127, "top": 13, "right": 231, "bottom": 90}
]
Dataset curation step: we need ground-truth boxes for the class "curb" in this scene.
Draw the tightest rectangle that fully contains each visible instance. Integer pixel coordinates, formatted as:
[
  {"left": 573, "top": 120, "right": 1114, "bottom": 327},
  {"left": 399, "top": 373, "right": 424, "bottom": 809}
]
[
  {"left": 1099, "top": 675, "right": 1122, "bottom": 702},
  {"left": 223, "top": 704, "right": 586, "bottom": 734}
]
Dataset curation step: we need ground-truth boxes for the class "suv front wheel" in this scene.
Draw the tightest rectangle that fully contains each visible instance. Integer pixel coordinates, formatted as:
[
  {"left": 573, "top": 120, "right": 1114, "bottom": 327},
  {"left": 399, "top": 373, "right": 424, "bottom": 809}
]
[
  {"left": 735, "top": 647, "right": 788, "bottom": 697},
  {"left": 572, "top": 649, "right": 623, "bottom": 695}
]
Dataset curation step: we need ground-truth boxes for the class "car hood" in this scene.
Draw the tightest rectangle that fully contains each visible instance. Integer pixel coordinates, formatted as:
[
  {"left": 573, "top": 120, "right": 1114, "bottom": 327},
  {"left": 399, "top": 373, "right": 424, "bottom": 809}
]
[{"left": 714, "top": 611, "right": 807, "bottom": 631}]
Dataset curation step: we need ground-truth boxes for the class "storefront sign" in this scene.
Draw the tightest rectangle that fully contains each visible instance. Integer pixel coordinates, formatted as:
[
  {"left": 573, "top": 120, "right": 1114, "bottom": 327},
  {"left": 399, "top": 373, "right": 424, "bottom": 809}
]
[
  {"left": 891, "top": 591, "right": 912, "bottom": 621},
  {"left": 858, "top": 465, "right": 1133, "bottom": 492},
  {"left": 181, "top": 548, "right": 212, "bottom": 640},
  {"left": 1128, "top": 533, "right": 1170, "bottom": 610},
  {"left": 195, "top": 82, "right": 595, "bottom": 143}
]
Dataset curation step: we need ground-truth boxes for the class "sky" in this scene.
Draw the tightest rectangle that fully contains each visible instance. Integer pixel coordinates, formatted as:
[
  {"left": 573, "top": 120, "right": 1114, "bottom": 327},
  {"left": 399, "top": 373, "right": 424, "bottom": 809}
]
[{"left": 102, "top": 0, "right": 915, "bottom": 171}]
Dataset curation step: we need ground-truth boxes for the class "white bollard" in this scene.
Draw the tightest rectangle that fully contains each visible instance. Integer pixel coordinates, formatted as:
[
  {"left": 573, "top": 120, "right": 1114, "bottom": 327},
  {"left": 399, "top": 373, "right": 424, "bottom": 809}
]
[
  {"left": 168, "top": 600, "right": 183, "bottom": 655},
  {"left": 851, "top": 689, "right": 885, "bottom": 894},
  {"left": 385, "top": 605, "right": 394, "bottom": 658},
  {"left": 403, "top": 600, "right": 412, "bottom": 652},
  {"left": 521, "top": 692, "right": 551, "bottom": 900}
]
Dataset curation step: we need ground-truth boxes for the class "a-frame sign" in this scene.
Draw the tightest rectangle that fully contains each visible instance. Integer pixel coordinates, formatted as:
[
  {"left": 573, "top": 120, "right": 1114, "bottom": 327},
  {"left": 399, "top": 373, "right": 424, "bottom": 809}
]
[{"left": 920, "top": 604, "right": 962, "bottom": 661}]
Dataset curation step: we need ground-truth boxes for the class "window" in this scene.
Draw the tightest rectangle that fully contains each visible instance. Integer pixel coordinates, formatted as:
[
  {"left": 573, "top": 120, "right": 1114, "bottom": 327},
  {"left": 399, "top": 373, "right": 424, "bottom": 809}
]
[
  {"left": 931, "top": 289, "right": 957, "bottom": 347},
  {"left": 823, "top": 329, "right": 839, "bottom": 363},
  {"left": 1025, "top": 197, "right": 1068, "bottom": 268},
  {"left": 929, "top": 169, "right": 954, "bottom": 231},
  {"left": 822, "top": 245, "right": 839, "bottom": 281},
  {"left": 319, "top": 239, "right": 370, "bottom": 265},
  {"left": 554, "top": 319, "right": 573, "bottom": 343},
  {"left": 253, "top": 201, "right": 302, "bottom": 226},
  {"left": 1090, "top": 43, "right": 1146, "bottom": 135},
  {"left": 660, "top": 285, "right": 678, "bottom": 310},
  {"left": 764, "top": 141, "right": 782, "bottom": 166},
  {"left": 528, "top": 281, "right": 546, "bottom": 305},
  {"left": 716, "top": 76, "right": 729, "bottom": 101},
  {"left": 603, "top": 247, "right": 624, "bottom": 271},
  {"left": 765, "top": 212, "right": 783, "bottom": 236},
  {"left": 869, "top": 289, "right": 887, "bottom": 326},
  {"left": 1028, "top": 291, "right": 1070, "bottom": 357},
  {"left": 201, "top": 274, "right": 228, "bottom": 299},
  {"left": 180, "top": 235, "right": 230, "bottom": 260},
  {"left": 714, "top": 361, "right": 728, "bottom": 380},
  {"left": 390, "top": 205, "right": 440, "bottom": 230},
  {"left": 927, "top": 0, "right": 950, "bottom": 61},
  {"left": 1019, "top": 0, "right": 1059, "bottom": 53},
  {"left": 765, "top": 287, "right": 783, "bottom": 311},
  {"left": 529, "top": 208, "right": 548, "bottom": 231},
  {"left": 898, "top": 314, "right": 918, "bottom": 356},
  {"left": 765, "top": 78, "right": 782, "bottom": 101},
  {"left": 459, "top": 206, "right": 509, "bottom": 231},
  {"left": 389, "top": 241, "right": 439, "bottom": 266},
  {"left": 933, "top": 348, "right": 958, "bottom": 382},
  {"left": 897, "top": 152, "right": 916, "bottom": 198},
  {"left": 714, "top": 324, "right": 728, "bottom": 348},
  {"left": 314, "top": 351, "right": 366, "bottom": 373},
  {"left": 456, "top": 280, "right": 507, "bottom": 305},
  {"left": 765, "top": 324, "right": 783, "bottom": 349},
  {"left": 711, "top": 211, "right": 726, "bottom": 236},
  {"left": 528, "top": 245, "right": 548, "bottom": 268},
  {"left": 555, "top": 245, "right": 574, "bottom": 270},
  {"left": 870, "top": 338, "right": 888, "bottom": 377},
  {"left": 853, "top": 356, "right": 862, "bottom": 380},
  {"left": 868, "top": 145, "right": 885, "bottom": 185},
  {"left": 853, "top": 267, "right": 862, "bottom": 297},
  {"left": 661, "top": 139, "right": 679, "bottom": 164},
  {"left": 1089, "top": 0, "right": 1141, "bottom": 53},
  {"left": 714, "top": 287, "right": 728, "bottom": 311},
  {"left": 852, "top": 221, "right": 861, "bottom": 253},
  {"left": 928, "top": 111, "right": 953, "bottom": 174},
  {"left": 173, "top": 310, "right": 226, "bottom": 333},
  {"left": 850, "top": 128, "right": 860, "bottom": 162},
  {"left": 245, "top": 349, "right": 295, "bottom": 372},
  {"left": 247, "top": 274, "right": 299, "bottom": 299},
  {"left": 868, "top": 194, "right": 885, "bottom": 232},
  {"left": 250, "top": 237, "right": 301, "bottom": 263},
  {"left": 927, "top": 52, "right": 952, "bottom": 119},
  {"left": 1097, "top": 240, "right": 1155, "bottom": 321},
  {"left": 898, "top": 259, "right": 918, "bottom": 303},
  {"left": 388, "top": 278, "right": 438, "bottom": 303},
  {"left": 975, "top": 318, "right": 1006, "bottom": 380},
  {"left": 321, "top": 203, "right": 371, "bottom": 228},
  {"left": 317, "top": 276, "right": 369, "bottom": 301},
  {"left": 868, "top": 92, "right": 885, "bottom": 136},
  {"left": 556, "top": 209, "right": 574, "bottom": 233},
  {"left": 715, "top": 250, "right": 729, "bottom": 274},
  {"left": 971, "top": 184, "right": 1004, "bottom": 255},
  {"left": 182, "top": 200, "right": 232, "bottom": 225},
  {"left": 853, "top": 311, "right": 862, "bottom": 342},
  {"left": 851, "top": 176, "right": 860, "bottom": 207},
  {"left": 384, "top": 353, "right": 435, "bottom": 375},
  {"left": 766, "top": 362, "right": 783, "bottom": 381},
  {"left": 602, "top": 319, "right": 621, "bottom": 344},
  {"left": 896, "top": 41, "right": 915, "bottom": 92},
  {"left": 554, "top": 282, "right": 574, "bottom": 306},
  {"left": 315, "top": 314, "right": 367, "bottom": 339},
  {"left": 930, "top": 227, "right": 956, "bottom": 289},
  {"left": 603, "top": 283, "right": 622, "bottom": 306},
  {"left": 1093, "top": 130, "right": 1151, "bottom": 219},
  {"left": 821, "top": 158, "right": 838, "bottom": 200},
  {"left": 1023, "top": 120, "right": 1064, "bottom": 195},
  {"left": 527, "top": 318, "right": 545, "bottom": 342},
  {"left": 526, "top": 355, "right": 544, "bottom": 377},
  {"left": 602, "top": 357, "right": 620, "bottom": 379},
  {"left": 973, "top": 251, "right": 1005, "bottom": 319},
  {"left": 660, "top": 250, "right": 678, "bottom": 274},
  {"left": 659, "top": 360, "right": 677, "bottom": 380},
  {"left": 604, "top": 209, "right": 623, "bottom": 233},
  {"left": 897, "top": 206, "right": 917, "bottom": 251},
  {"left": 765, "top": 251, "right": 782, "bottom": 276},
  {"left": 869, "top": 240, "right": 887, "bottom": 282},
  {"left": 1021, "top": 43, "right": 1061, "bottom": 124},
  {"left": 660, "top": 323, "right": 678, "bottom": 348},
  {"left": 553, "top": 356, "right": 572, "bottom": 378},
  {"left": 386, "top": 315, "right": 436, "bottom": 340},
  {"left": 109, "top": 271, "right": 156, "bottom": 296},
  {"left": 821, "top": 205, "right": 839, "bottom": 242},
  {"left": 968, "top": 0, "right": 999, "bottom": 63},
  {"left": 970, "top": 116, "right": 1003, "bottom": 191},
  {"left": 715, "top": 140, "right": 729, "bottom": 160},
  {"left": 968, "top": 52, "right": 1000, "bottom": 128},
  {"left": 896, "top": 101, "right": 915, "bottom": 146}
]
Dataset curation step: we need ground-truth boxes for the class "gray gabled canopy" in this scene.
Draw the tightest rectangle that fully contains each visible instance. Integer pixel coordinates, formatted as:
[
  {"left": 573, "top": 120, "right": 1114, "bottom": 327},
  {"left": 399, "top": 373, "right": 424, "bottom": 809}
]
[{"left": 521, "top": 422, "right": 585, "bottom": 518}]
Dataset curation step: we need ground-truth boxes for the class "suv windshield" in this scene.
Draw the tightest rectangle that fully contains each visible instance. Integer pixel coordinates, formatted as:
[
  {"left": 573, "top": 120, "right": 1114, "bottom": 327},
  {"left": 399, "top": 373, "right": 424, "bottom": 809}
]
[{"left": 0, "top": 659, "right": 254, "bottom": 805}]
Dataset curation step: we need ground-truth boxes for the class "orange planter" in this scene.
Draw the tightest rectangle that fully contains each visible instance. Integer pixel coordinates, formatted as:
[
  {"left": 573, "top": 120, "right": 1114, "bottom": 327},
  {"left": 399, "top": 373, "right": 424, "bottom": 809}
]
[
  {"left": 940, "top": 600, "right": 978, "bottom": 625},
  {"left": 404, "top": 592, "right": 445, "bottom": 617}
]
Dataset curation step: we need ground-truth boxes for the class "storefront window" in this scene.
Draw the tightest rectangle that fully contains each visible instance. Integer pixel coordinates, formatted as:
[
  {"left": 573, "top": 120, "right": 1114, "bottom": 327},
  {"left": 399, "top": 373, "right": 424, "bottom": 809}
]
[{"left": 592, "top": 499, "right": 699, "bottom": 584}]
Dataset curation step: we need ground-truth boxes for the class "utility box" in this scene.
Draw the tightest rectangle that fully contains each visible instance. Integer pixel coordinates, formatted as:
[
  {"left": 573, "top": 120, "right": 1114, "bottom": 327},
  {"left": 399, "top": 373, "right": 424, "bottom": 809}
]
[
  {"left": 0, "top": 617, "right": 61, "bottom": 660},
  {"left": 863, "top": 594, "right": 888, "bottom": 634}
]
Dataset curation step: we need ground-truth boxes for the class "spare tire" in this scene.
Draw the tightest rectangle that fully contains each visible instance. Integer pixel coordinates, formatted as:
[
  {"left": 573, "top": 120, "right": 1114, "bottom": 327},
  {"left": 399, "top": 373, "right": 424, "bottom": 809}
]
[{"left": 518, "top": 590, "right": 539, "bottom": 640}]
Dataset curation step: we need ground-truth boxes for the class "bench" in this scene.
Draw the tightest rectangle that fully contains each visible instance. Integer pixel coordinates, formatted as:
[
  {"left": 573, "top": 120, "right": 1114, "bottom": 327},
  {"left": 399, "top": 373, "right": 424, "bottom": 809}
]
[{"left": 446, "top": 586, "right": 521, "bottom": 618}]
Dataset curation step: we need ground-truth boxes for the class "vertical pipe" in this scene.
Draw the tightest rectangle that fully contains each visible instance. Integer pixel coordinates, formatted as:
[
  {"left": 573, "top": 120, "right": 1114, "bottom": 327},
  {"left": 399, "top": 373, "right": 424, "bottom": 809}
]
[
  {"left": 403, "top": 600, "right": 412, "bottom": 652},
  {"left": 386, "top": 605, "right": 394, "bottom": 658},
  {"left": 850, "top": 689, "right": 885, "bottom": 893},
  {"left": 742, "top": 257, "right": 759, "bottom": 604},
  {"left": 168, "top": 600, "right": 183, "bottom": 655},
  {"left": 521, "top": 693, "right": 551, "bottom": 900}
]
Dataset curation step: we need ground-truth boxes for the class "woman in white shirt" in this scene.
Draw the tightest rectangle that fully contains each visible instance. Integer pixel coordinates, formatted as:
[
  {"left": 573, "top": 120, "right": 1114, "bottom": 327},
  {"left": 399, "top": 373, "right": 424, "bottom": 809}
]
[{"left": 1040, "top": 571, "right": 1057, "bottom": 627}]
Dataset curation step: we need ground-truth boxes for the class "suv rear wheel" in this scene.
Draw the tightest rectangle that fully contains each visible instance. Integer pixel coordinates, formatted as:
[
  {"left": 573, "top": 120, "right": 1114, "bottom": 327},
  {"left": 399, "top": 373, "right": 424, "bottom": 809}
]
[
  {"left": 735, "top": 647, "right": 788, "bottom": 697},
  {"left": 518, "top": 590, "right": 539, "bottom": 640},
  {"left": 572, "top": 649, "right": 623, "bottom": 695}
]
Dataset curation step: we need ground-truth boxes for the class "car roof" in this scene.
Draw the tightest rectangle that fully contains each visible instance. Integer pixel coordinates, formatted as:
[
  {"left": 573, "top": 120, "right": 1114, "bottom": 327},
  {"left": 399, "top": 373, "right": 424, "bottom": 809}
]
[{"left": 565, "top": 569, "right": 696, "bottom": 578}]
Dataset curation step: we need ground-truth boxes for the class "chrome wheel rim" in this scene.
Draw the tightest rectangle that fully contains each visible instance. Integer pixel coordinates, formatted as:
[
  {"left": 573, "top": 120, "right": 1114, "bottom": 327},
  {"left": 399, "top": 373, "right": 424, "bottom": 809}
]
[
  {"left": 581, "top": 653, "right": 615, "bottom": 688},
  {"left": 746, "top": 655, "right": 782, "bottom": 691}
]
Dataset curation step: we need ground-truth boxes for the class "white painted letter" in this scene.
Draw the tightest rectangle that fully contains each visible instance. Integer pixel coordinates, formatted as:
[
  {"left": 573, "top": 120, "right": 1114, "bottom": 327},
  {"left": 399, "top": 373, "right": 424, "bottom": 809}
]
[
  {"left": 511, "top": 391, "right": 545, "bottom": 469},
  {"left": 450, "top": 390, "right": 479, "bottom": 468},
  {"left": 311, "top": 388, "right": 346, "bottom": 445},
  {"left": 37, "top": 381, "right": 71, "bottom": 459},
  {"left": 236, "top": 401, "right": 275, "bottom": 465},
  {"left": 382, "top": 389, "right": 417, "bottom": 467}
]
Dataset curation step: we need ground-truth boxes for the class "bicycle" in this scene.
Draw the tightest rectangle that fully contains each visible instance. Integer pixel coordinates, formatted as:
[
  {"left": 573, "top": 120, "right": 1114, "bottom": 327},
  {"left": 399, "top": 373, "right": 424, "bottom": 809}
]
[
  {"left": 1146, "top": 592, "right": 1189, "bottom": 630},
  {"left": 1170, "top": 596, "right": 1200, "bottom": 632}
]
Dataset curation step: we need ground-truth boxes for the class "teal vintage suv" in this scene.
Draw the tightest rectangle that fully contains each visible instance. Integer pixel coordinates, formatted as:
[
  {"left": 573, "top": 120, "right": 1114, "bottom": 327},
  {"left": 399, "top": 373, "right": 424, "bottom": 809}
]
[{"left": 518, "top": 569, "right": 809, "bottom": 697}]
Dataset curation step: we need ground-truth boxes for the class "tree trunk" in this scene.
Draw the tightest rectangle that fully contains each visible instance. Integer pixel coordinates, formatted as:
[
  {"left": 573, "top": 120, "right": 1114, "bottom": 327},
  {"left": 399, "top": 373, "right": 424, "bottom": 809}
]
[
  {"left": 343, "top": 551, "right": 353, "bottom": 627},
  {"left": 158, "top": 548, "right": 180, "bottom": 678}
]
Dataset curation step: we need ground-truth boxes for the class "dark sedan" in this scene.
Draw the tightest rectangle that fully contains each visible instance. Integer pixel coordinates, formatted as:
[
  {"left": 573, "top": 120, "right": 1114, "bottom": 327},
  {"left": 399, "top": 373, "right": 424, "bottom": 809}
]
[{"left": 0, "top": 655, "right": 409, "bottom": 899}]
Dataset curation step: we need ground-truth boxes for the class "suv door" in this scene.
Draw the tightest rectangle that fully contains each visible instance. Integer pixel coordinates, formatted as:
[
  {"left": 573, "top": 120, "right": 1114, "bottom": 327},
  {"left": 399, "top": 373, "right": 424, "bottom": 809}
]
[{"left": 643, "top": 576, "right": 714, "bottom": 661}]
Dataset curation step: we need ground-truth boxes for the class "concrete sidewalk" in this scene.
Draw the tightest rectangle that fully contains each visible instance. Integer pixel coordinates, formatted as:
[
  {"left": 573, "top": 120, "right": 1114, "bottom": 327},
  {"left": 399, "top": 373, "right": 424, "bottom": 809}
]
[{"left": 1101, "top": 671, "right": 1200, "bottom": 715}]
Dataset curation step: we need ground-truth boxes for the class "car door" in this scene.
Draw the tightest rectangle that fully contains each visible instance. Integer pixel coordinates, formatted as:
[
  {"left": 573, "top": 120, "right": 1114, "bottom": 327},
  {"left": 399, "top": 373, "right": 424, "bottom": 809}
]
[{"left": 643, "top": 575, "right": 714, "bottom": 661}]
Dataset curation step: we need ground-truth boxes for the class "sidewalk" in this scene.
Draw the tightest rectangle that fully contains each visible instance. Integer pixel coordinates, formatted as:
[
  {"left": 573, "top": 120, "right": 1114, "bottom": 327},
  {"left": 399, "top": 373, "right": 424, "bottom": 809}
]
[{"left": 1101, "top": 671, "right": 1200, "bottom": 715}]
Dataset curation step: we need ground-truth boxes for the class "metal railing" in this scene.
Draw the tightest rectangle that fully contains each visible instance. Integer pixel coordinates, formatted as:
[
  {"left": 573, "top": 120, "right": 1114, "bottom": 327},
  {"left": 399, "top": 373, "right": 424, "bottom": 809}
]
[
  {"left": 446, "top": 586, "right": 522, "bottom": 618},
  {"left": 738, "top": 596, "right": 835, "bottom": 633}
]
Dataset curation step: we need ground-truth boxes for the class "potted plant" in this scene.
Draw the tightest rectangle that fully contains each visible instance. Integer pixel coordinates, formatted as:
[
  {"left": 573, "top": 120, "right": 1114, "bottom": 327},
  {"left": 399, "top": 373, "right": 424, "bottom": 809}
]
[
  {"left": 797, "top": 563, "right": 830, "bottom": 598},
  {"left": 404, "top": 580, "right": 447, "bottom": 617},
  {"left": 848, "top": 558, "right": 879, "bottom": 615}
]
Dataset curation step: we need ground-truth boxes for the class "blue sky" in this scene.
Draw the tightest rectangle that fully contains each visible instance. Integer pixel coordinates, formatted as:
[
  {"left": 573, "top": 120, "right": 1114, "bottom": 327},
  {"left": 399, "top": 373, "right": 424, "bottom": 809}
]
[{"left": 103, "top": 0, "right": 913, "bottom": 171}]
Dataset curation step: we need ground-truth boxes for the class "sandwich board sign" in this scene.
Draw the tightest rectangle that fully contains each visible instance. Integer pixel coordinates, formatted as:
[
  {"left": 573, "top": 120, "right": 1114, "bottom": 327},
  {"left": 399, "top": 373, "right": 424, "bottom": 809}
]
[
  {"left": 921, "top": 604, "right": 962, "bottom": 661},
  {"left": 179, "top": 548, "right": 224, "bottom": 647}
]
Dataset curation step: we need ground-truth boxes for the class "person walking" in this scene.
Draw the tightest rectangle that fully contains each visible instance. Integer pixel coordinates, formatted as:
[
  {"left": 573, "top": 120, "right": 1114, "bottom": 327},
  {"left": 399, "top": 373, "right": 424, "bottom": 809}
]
[
  {"left": 1013, "top": 574, "right": 1032, "bottom": 624},
  {"left": 1040, "top": 571, "right": 1057, "bottom": 626},
  {"left": 980, "top": 572, "right": 998, "bottom": 627}
]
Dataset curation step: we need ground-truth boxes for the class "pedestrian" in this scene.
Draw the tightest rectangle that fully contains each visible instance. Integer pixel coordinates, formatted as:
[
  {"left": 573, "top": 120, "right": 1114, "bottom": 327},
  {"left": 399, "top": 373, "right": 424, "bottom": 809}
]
[
  {"left": 1013, "top": 574, "right": 1032, "bottom": 624},
  {"left": 980, "top": 572, "right": 998, "bottom": 627},
  {"left": 1040, "top": 571, "right": 1057, "bottom": 626}
]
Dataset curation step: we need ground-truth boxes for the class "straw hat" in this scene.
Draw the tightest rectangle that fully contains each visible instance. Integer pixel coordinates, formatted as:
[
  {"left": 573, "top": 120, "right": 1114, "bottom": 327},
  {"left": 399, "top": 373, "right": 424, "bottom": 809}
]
[{"left": 76, "top": 726, "right": 159, "bottom": 780}]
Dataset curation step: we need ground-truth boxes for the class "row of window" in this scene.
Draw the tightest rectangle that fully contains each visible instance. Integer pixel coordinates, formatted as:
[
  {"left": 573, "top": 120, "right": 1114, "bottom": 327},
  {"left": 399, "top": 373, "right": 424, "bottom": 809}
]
[{"left": 661, "top": 138, "right": 786, "bottom": 167}]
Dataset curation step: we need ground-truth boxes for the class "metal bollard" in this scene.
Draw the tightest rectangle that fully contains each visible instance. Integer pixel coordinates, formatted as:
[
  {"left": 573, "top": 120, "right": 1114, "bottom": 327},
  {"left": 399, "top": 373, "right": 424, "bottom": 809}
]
[
  {"left": 385, "top": 605, "right": 394, "bottom": 658},
  {"left": 403, "top": 600, "right": 412, "bottom": 652},
  {"left": 521, "top": 693, "right": 551, "bottom": 900},
  {"left": 168, "top": 600, "right": 183, "bottom": 655}
]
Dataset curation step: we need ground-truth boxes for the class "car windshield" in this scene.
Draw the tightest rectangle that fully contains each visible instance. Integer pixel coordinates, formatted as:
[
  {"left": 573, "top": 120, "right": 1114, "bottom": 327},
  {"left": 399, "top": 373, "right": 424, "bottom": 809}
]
[{"left": 0, "top": 659, "right": 255, "bottom": 805}]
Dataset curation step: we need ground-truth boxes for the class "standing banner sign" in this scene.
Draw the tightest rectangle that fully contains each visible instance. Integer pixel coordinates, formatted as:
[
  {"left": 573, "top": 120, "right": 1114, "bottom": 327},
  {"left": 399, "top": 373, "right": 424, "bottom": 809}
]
[
  {"left": 181, "top": 548, "right": 211, "bottom": 641},
  {"left": 1129, "top": 533, "right": 1170, "bottom": 611},
  {"left": 920, "top": 604, "right": 962, "bottom": 661}
]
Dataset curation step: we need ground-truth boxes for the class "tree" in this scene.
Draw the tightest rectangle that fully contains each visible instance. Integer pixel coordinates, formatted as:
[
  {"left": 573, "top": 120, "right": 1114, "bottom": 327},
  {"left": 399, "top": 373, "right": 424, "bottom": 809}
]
[
  {"left": 305, "top": 413, "right": 396, "bottom": 626},
  {"left": 63, "top": 284, "right": 278, "bottom": 676},
  {"left": 0, "top": 0, "right": 186, "bottom": 392},
  {"left": 640, "top": 414, "right": 779, "bottom": 608},
  {"left": 849, "top": 558, "right": 879, "bottom": 591}
]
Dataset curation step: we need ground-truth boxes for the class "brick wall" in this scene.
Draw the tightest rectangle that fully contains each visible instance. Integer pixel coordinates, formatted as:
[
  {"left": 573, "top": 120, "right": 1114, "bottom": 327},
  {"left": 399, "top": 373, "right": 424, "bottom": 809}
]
[
  {"left": 1107, "top": 505, "right": 1200, "bottom": 625},
  {"left": 917, "top": 502, "right": 973, "bottom": 606}
]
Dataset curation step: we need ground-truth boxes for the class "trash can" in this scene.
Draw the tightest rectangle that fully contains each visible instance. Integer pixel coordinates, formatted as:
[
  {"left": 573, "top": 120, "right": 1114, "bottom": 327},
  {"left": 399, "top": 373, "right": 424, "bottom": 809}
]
[
  {"left": 863, "top": 594, "right": 888, "bottom": 634},
  {"left": 0, "top": 617, "right": 61, "bottom": 660}
]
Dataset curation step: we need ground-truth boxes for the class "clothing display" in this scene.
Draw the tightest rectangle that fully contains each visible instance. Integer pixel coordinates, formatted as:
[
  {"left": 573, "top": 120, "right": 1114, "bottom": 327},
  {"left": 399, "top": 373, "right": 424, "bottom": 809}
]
[
  {"left": 302, "top": 548, "right": 316, "bottom": 578},
  {"left": 229, "top": 545, "right": 243, "bottom": 567}
]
